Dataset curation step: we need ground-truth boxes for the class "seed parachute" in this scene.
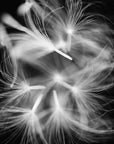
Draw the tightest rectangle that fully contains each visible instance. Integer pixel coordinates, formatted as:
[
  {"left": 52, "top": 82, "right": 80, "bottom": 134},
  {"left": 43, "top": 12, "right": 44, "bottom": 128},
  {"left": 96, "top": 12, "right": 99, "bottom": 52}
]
[{"left": 0, "top": 0, "right": 114, "bottom": 144}]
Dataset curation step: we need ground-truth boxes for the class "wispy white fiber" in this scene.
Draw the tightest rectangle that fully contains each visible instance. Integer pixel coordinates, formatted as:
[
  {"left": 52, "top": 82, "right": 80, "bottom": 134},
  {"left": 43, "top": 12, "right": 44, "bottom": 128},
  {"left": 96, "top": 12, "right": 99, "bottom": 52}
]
[{"left": 0, "top": 0, "right": 114, "bottom": 144}]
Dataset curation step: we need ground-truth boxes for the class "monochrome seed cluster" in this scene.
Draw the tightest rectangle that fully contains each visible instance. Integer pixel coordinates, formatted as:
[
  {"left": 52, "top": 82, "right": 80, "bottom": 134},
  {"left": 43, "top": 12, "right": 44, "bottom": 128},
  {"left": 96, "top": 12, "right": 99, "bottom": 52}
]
[{"left": 0, "top": 0, "right": 114, "bottom": 144}]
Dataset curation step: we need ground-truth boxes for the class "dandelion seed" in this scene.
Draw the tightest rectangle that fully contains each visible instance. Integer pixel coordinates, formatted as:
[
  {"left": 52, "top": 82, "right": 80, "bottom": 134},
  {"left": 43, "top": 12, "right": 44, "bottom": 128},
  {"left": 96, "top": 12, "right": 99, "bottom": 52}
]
[
  {"left": 47, "top": 90, "right": 71, "bottom": 130},
  {"left": 0, "top": 107, "right": 46, "bottom": 144},
  {"left": 22, "top": 109, "right": 46, "bottom": 142},
  {"left": 0, "top": 63, "right": 45, "bottom": 106},
  {"left": 2, "top": 14, "right": 72, "bottom": 61}
]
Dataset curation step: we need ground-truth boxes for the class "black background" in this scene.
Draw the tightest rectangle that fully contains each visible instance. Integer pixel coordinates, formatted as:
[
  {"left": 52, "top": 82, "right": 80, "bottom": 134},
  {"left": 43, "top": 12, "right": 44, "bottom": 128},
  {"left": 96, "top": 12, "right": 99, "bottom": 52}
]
[{"left": 0, "top": 0, "right": 114, "bottom": 144}]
